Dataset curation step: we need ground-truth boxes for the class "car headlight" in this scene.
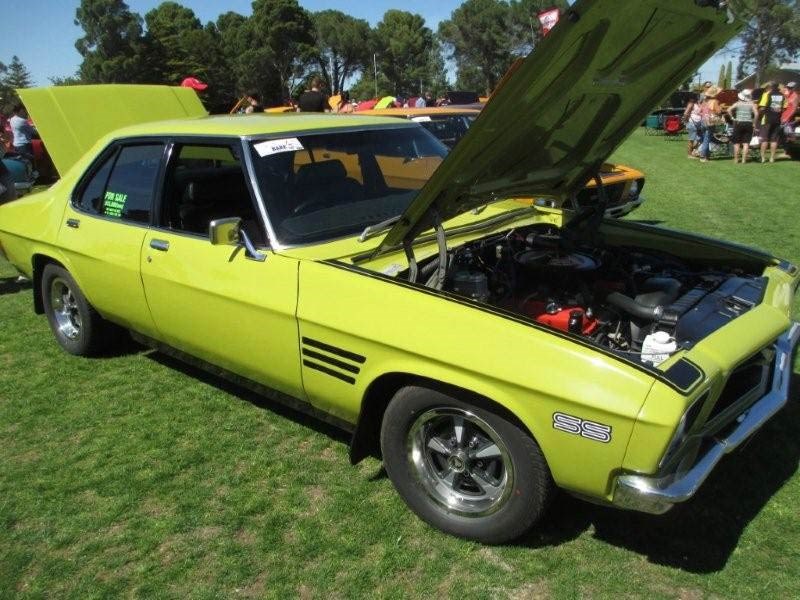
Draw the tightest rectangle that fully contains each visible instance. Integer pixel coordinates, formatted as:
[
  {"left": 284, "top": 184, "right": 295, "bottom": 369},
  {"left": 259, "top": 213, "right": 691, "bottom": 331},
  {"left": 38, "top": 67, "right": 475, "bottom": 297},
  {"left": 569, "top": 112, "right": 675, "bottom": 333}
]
[
  {"left": 629, "top": 178, "right": 645, "bottom": 199},
  {"left": 660, "top": 390, "right": 708, "bottom": 466}
]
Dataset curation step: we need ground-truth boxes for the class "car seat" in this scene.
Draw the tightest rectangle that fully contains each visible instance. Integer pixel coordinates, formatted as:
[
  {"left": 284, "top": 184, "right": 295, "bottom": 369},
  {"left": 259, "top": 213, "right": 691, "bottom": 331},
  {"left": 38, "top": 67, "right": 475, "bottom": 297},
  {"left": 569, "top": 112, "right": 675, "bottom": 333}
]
[{"left": 292, "top": 159, "right": 364, "bottom": 215}]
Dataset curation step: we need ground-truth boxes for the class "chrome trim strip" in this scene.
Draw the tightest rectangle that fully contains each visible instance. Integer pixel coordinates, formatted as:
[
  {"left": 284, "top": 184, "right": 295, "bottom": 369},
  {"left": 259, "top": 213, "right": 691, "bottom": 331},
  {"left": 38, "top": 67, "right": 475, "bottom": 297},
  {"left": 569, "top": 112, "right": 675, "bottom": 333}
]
[
  {"left": 240, "top": 137, "right": 283, "bottom": 250},
  {"left": 613, "top": 321, "right": 800, "bottom": 515},
  {"left": 240, "top": 122, "right": 416, "bottom": 143}
]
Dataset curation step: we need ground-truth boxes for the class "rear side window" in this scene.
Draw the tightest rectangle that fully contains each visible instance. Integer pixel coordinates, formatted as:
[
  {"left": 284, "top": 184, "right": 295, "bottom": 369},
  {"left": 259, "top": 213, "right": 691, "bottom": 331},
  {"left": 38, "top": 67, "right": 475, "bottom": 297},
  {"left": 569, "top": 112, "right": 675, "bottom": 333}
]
[{"left": 75, "top": 143, "right": 164, "bottom": 224}]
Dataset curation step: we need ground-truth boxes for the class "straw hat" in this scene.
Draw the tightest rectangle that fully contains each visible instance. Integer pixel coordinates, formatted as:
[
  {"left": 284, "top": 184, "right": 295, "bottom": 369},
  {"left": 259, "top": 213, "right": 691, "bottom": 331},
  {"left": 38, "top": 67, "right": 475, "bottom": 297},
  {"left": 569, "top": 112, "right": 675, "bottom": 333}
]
[
  {"left": 705, "top": 85, "right": 721, "bottom": 98},
  {"left": 738, "top": 89, "right": 751, "bottom": 102}
]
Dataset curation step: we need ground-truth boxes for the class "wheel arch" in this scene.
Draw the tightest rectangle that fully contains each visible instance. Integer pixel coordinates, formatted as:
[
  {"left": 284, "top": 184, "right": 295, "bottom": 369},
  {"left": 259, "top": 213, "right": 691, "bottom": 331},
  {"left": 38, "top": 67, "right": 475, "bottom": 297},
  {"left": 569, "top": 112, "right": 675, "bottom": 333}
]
[
  {"left": 31, "top": 253, "right": 68, "bottom": 314},
  {"left": 349, "top": 372, "right": 537, "bottom": 465}
]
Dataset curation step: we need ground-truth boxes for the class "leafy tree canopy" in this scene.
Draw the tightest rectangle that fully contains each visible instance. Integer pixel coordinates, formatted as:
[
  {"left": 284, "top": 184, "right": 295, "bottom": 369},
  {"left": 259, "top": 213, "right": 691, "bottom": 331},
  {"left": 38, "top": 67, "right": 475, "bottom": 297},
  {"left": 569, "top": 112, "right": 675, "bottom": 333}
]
[
  {"left": 374, "top": 10, "right": 434, "bottom": 96},
  {"left": 312, "top": 10, "right": 372, "bottom": 94}
]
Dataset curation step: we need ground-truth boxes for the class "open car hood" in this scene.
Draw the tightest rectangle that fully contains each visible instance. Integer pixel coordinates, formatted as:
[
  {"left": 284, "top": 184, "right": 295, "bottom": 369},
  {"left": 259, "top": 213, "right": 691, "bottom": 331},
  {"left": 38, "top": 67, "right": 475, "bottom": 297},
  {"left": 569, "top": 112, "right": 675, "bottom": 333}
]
[
  {"left": 372, "top": 0, "right": 740, "bottom": 257},
  {"left": 18, "top": 85, "right": 207, "bottom": 177}
]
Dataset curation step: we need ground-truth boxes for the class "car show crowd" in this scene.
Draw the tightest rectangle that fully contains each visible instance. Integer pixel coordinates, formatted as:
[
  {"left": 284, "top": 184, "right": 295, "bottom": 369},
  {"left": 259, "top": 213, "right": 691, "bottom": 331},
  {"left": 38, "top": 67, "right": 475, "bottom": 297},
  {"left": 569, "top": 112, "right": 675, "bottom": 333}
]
[{"left": 682, "top": 80, "right": 799, "bottom": 164}]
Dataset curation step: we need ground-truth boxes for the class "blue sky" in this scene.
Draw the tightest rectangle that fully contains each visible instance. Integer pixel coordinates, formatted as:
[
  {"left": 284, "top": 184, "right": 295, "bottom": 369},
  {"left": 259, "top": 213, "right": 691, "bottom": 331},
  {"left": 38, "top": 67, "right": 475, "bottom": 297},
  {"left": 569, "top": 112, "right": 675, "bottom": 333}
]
[{"left": 2, "top": 0, "right": 731, "bottom": 87}]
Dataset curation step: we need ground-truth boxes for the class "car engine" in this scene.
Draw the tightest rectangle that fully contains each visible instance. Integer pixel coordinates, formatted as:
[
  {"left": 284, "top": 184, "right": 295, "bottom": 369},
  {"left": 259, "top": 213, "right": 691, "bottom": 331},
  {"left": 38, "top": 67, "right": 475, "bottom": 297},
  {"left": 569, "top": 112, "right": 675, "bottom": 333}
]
[{"left": 421, "top": 224, "right": 767, "bottom": 366}]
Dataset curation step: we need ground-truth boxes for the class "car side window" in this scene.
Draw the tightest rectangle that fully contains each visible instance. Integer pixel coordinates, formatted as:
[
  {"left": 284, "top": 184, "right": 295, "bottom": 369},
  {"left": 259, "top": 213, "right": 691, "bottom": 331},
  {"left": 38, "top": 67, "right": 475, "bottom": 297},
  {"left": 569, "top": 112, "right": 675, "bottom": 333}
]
[
  {"left": 160, "top": 143, "right": 264, "bottom": 244},
  {"left": 75, "top": 143, "right": 163, "bottom": 224},
  {"left": 76, "top": 150, "right": 116, "bottom": 214},
  {"left": 101, "top": 145, "right": 163, "bottom": 223}
]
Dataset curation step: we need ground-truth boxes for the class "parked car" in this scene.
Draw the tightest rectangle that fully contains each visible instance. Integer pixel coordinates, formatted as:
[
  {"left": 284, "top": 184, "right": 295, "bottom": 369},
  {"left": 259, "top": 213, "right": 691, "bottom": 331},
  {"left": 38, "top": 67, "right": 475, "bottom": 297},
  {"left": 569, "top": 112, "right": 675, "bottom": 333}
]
[
  {"left": 363, "top": 106, "right": 647, "bottom": 219},
  {"left": 1, "top": 154, "right": 37, "bottom": 196},
  {"left": 1, "top": 0, "right": 796, "bottom": 544}
]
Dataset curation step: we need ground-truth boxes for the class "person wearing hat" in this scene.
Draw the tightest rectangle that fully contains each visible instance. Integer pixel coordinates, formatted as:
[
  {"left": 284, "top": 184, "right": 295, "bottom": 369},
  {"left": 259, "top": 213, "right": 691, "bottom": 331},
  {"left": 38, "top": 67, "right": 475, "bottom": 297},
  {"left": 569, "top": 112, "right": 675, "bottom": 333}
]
[
  {"left": 727, "top": 89, "right": 757, "bottom": 163},
  {"left": 698, "top": 85, "right": 723, "bottom": 162},
  {"left": 758, "top": 81, "right": 786, "bottom": 163},
  {"left": 780, "top": 81, "right": 798, "bottom": 138}
]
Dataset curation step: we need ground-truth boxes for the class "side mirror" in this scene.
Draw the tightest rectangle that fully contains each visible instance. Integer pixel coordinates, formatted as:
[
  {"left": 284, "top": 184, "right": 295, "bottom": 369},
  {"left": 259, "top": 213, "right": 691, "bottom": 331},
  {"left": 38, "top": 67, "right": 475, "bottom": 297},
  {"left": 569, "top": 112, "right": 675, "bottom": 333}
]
[
  {"left": 208, "top": 216, "right": 267, "bottom": 262},
  {"left": 209, "top": 217, "right": 242, "bottom": 246}
]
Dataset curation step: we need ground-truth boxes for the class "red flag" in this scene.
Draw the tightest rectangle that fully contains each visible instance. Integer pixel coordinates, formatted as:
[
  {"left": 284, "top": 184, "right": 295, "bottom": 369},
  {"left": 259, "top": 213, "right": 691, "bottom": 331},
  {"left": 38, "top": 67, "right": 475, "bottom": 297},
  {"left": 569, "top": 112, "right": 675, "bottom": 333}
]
[{"left": 537, "top": 7, "right": 560, "bottom": 36}]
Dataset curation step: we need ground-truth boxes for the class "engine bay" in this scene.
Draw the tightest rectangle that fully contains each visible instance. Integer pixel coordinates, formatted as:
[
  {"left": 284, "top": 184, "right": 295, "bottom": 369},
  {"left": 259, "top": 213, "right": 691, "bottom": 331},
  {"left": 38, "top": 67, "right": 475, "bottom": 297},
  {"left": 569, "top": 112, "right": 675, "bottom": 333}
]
[{"left": 410, "top": 224, "right": 767, "bottom": 366}]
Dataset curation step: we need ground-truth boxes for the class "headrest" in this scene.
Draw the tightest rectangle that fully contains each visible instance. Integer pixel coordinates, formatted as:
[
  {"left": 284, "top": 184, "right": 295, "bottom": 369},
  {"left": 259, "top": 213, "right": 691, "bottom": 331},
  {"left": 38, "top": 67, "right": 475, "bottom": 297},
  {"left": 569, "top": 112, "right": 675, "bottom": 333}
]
[
  {"left": 184, "top": 172, "right": 247, "bottom": 205},
  {"left": 296, "top": 159, "right": 347, "bottom": 186}
]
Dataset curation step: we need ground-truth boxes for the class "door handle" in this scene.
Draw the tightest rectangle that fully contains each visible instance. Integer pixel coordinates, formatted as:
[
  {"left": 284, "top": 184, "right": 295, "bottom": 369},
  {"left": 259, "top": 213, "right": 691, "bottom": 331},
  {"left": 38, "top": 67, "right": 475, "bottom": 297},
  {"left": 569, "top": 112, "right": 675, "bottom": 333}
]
[
  {"left": 149, "top": 239, "right": 170, "bottom": 252},
  {"left": 66, "top": 218, "right": 80, "bottom": 229}
]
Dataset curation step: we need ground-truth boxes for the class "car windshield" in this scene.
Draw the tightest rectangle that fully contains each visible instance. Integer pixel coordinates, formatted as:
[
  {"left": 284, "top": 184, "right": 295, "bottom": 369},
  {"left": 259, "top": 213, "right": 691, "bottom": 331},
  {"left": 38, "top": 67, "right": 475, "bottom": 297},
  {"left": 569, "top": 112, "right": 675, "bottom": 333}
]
[
  {"left": 249, "top": 126, "right": 448, "bottom": 245},
  {"left": 415, "top": 115, "right": 474, "bottom": 148}
]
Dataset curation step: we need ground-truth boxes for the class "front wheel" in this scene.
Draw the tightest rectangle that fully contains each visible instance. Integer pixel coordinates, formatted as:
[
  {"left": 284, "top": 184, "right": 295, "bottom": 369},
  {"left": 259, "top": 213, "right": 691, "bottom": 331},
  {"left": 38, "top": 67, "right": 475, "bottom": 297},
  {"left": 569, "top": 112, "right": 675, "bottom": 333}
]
[{"left": 381, "top": 386, "right": 554, "bottom": 544}]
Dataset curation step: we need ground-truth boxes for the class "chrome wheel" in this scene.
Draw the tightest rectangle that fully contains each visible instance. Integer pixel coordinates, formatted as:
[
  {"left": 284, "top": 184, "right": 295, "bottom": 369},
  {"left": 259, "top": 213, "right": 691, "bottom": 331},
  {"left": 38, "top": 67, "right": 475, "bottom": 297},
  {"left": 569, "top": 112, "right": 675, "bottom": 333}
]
[
  {"left": 407, "top": 407, "right": 514, "bottom": 517},
  {"left": 50, "top": 277, "right": 82, "bottom": 340}
]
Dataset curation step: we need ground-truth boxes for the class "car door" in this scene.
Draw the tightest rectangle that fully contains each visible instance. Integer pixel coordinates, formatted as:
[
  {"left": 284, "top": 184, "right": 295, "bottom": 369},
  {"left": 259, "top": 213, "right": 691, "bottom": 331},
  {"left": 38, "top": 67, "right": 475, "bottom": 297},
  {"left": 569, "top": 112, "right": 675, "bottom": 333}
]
[
  {"left": 139, "top": 139, "right": 303, "bottom": 399},
  {"left": 57, "top": 141, "right": 165, "bottom": 337}
]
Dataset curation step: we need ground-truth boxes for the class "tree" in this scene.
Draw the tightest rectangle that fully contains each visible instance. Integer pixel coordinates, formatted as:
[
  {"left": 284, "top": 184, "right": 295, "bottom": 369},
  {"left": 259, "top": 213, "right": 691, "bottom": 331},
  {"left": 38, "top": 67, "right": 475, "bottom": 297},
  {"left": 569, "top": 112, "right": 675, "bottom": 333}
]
[
  {"left": 439, "top": 0, "right": 567, "bottom": 94},
  {"left": 49, "top": 75, "right": 83, "bottom": 86},
  {"left": 312, "top": 10, "right": 372, "bottom": 94},
  {"left": 736, "top": 0, "right": 800, "bottom": 86},
  {"left": 1, "top": 56, "right": 33, "bottom": 112},
  {"left": 374, "top": 10, "right": 434, "bottom": 96},
  {"left": 718, "top": 63, "right": 727, "bottom": 87},
  {"left": 250, "top": 0, "right": 316, "bottom": 100},
  {"left": 74, "top": 0, "right": 150, "bottom": 83},
  {"left": 724, "top": 61, "right": 733, "bottom": 88},
  {"left": 143, "top": 1, "right": 202, "bottom": 83}
]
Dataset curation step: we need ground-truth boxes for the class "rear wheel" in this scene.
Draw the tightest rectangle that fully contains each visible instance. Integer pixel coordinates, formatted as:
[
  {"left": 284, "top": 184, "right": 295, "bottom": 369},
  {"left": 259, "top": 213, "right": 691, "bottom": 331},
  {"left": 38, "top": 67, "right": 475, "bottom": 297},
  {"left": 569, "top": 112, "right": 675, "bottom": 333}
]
[
  {"left": 41, "top": 264, "right": 116, "bottom": 356},
  {"left": 381, "top": 386, "right": 554, "bottom": 544}
]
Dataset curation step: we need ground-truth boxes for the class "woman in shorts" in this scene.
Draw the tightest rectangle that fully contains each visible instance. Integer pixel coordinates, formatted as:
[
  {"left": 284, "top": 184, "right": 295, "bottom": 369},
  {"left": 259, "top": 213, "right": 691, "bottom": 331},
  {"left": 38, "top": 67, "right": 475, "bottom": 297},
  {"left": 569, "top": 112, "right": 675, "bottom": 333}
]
[
  {"left": 683, "top": 94, "right": 703, "bottom": 158},
  {"left": 727, "top": 89, "right": 756, "bottom": 164}
]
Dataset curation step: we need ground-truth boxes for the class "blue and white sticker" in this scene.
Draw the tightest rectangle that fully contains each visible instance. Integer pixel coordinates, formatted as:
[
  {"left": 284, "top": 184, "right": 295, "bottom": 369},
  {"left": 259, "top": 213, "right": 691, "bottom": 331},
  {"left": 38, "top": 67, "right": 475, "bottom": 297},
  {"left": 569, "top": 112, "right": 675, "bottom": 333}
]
[{"left": 254, "top": 137, "right": 304, "bottom": 157}]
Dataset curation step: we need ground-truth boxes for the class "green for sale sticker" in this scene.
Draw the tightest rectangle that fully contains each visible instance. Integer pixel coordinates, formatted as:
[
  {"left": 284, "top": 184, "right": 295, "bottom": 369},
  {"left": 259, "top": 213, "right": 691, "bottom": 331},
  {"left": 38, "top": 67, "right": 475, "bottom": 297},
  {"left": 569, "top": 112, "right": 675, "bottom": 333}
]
[{"left": 103, "top": 190, "right": 127, "bottom": 217}]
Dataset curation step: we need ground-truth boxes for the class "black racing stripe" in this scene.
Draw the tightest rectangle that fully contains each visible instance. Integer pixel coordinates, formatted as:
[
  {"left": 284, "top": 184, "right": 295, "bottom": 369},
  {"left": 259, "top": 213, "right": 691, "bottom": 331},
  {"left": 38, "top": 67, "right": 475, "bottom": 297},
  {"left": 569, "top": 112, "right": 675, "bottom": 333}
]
[
  {"left": 302, "top": 337, "right": 366, "bottom": 364},
  {"left": 303, "top": 360, "right": 356, "bottom": 385},
  {"left": 320, "top": 259, "right": 698, "bottom": 395},
  {"left": 302, "top": 348, "right": 361, "bottom": 374}
]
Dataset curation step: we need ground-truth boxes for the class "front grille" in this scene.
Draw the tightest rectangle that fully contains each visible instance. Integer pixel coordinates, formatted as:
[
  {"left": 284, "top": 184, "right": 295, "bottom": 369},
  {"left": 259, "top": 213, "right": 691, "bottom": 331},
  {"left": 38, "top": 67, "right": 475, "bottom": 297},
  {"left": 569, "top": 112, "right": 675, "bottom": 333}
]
[{"left": 707, "top": 347, "right": 775, "bottom": 423}]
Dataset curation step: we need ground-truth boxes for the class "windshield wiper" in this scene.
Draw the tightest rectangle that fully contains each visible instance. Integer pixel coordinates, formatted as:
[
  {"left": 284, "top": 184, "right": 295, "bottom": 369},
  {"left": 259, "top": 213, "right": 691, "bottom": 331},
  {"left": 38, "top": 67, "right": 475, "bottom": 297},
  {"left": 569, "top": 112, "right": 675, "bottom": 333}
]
[{"left": 358, "top": 215, "right": 403, "bottom": 243}]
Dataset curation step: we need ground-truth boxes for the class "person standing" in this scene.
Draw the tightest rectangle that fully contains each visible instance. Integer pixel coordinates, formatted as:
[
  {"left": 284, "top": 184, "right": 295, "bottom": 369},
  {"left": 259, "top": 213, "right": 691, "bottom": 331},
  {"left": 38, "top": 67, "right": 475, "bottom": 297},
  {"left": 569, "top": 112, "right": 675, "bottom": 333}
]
[
  {"left": 334, "top": 91, "right": 354, "bottom": 114},
  {"left": 683, "top": 93, "right": 703, "bottom": 158},
  {"left": 780, "top": 81, "right": 798, "bottom": 137},
  {"left": 727, "top": 89, "right": 756, "bottom": 164},
  {"left": 757, "top": 81, "right": 786, "bottom": 163},
  {"left": 298, "top": 78, "right": 329, "bottom": 113},
  {"left": 698, "top": 86, "right": 722, "bottom": 162},
  {"left": 244, "top": 91, "right": 264, "bottom": 114},
  {"left": 9, "top": 105, "right": 36, "bottom": 161}
]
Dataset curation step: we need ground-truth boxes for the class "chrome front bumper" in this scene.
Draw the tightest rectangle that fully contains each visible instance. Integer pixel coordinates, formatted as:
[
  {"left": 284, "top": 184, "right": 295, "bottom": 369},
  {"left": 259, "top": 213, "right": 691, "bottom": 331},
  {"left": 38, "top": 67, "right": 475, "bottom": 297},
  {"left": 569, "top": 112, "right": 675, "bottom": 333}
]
[
  {"left": 613, "top": 321, "right": 800, "bottom": 515},
  {"left": 604, "top": 194, "right": 644, "bottom": 219}
]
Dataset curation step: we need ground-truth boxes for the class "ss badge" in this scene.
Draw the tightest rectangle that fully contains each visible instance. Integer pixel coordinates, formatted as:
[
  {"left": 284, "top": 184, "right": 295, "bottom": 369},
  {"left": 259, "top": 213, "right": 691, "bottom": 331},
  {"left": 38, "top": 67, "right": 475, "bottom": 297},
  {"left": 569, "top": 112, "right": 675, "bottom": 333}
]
[{"left": 553, "top": 412, "right": 612, "bottom": 443}]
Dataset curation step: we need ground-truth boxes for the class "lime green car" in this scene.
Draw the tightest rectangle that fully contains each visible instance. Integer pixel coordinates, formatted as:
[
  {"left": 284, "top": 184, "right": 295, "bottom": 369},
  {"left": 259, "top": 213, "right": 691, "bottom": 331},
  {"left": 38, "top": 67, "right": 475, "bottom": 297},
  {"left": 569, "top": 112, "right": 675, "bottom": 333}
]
[{"left": 0, "top": 0, "right": 797, "bottom": 544}]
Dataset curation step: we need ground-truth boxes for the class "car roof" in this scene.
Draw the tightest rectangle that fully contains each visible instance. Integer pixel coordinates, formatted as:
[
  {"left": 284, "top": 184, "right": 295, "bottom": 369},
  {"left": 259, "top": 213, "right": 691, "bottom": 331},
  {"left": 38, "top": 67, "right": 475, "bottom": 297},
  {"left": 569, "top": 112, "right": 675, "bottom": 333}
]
[{"left": 111, "top": 113, "right": 414, "bottom": 139}]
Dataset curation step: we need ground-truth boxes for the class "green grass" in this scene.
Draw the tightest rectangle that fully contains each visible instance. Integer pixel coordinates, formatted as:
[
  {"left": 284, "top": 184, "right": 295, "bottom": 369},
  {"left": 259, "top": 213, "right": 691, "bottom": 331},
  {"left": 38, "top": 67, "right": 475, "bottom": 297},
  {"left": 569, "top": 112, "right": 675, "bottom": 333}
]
[{"left": 1, "top": 130, "right": 799, "bottom": 599}]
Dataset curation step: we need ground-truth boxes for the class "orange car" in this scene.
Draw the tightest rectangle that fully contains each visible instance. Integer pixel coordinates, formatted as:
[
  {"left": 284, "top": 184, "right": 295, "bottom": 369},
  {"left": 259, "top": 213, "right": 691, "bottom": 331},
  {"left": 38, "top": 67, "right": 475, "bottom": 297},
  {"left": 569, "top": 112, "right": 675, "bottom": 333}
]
[{"left": 360, "top": 106, "right": 645, "bottom": 218}]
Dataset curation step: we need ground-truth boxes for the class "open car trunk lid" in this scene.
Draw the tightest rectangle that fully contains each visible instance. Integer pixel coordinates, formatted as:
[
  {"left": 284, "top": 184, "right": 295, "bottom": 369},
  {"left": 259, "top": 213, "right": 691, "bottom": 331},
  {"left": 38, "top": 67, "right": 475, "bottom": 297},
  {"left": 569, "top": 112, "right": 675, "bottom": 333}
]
[
  {"left": 371, "top": 0, "right": 740, "bottom": 258},
  {"left": 18, "top": 85, "right": 207, "bottom": 177}
]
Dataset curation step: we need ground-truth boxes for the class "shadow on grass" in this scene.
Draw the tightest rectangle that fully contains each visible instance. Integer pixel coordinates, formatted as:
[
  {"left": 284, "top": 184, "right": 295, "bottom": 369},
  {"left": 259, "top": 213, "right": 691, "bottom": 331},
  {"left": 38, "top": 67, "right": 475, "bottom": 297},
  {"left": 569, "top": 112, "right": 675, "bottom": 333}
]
[
  {"left": 518, "top": 372, "right": 800, "bottom": 574},
  {"left": 145, "top": 350, "right": 351, "bottom": 446},
  {"left": 0, "top": 276, "right": 31, "bottom": 296}
]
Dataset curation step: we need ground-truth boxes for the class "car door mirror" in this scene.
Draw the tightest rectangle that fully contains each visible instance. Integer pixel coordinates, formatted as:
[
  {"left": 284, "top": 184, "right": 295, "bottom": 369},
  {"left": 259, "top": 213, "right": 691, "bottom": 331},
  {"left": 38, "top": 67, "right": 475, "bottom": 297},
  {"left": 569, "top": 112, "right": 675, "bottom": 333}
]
[
  {"left": 209, "top": 216, "right": 267, "bottom": 262},
  {"left": 209, "top": 217, "right": 242, "bottom": 246}
]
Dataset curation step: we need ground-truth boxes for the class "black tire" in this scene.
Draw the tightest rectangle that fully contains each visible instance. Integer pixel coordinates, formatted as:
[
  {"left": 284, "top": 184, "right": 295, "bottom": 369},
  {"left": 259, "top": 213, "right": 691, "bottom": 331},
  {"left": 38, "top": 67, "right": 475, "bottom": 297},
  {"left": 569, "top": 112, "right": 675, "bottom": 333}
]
[
  {"left": 41, "top": 264, "right": 116, "bottom": 356},
  {"left": 380, "top": 386, "right": 554, "bottom": 544}
]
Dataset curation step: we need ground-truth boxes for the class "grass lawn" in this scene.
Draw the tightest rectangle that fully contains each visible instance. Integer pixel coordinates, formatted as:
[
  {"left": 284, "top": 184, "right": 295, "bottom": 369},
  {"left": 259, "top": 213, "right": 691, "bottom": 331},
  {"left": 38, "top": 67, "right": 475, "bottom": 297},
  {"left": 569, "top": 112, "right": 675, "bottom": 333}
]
[{"left": 1, "top": 130, "right": 799, "bottom": 598}]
